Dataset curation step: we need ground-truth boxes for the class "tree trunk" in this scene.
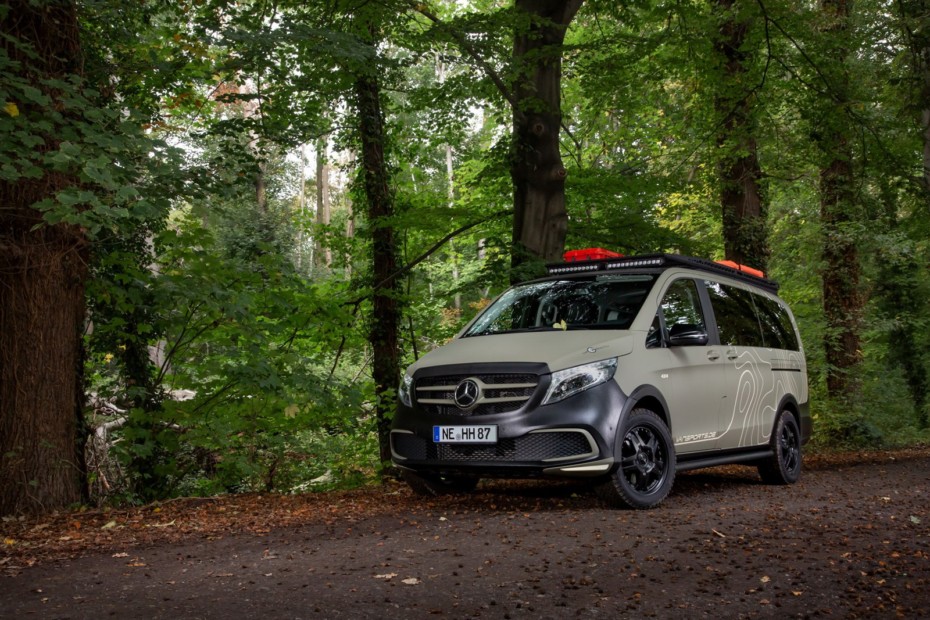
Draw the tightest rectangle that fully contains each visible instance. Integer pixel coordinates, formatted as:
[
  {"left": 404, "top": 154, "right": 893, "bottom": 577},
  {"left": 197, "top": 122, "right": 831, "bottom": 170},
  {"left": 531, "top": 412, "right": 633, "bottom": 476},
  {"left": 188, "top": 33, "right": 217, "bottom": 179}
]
[
  {"left": 916, "top": 0, "right": 930, "bottom": 190},
  {"left": 315, "top": 137, "right": 332, "bottom": 269},
  {"left": 0, "top": 0, "right": 88, "bottom": 515},
  {"left": 510, "top": 0, "right": 583, "bottom": 282},
  {"left": 818, "top": 0, "right": 863, "bottom": 401},
  {"left": 894, "top": 0, "right": 930, "bottom": 189},
  {"left": 255, "top": 163, "right": 268, "bottom": 214},
  {"left": 445, "top": 144, "right": 462, "bottom": 311},
  {"left": 355, "top": 72, "right": 400, "bottom": 466},
  {"left": 887, "top": 0, "right": 930, "bottom": 428},
  {"left": 820, "top": 155, "right": 862, "bottom": 398},
  {"left": 924, "top": 107, "right": 930, "bottom": 189},
  {"left": 713, "top": 0, "right": 768, "bottom": 271}
]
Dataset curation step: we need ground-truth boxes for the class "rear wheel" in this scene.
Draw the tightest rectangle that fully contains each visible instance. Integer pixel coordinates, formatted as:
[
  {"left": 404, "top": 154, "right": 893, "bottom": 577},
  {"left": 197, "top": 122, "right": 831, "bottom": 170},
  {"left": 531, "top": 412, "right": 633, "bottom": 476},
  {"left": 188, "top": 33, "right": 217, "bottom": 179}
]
[
  {"left": 758, "top": 411, "right": 802, "bottom": 484},
  {"left": 401, "top": 470, "right": 480, "bottom": 496},
  {"left": 598, "top": 408, "right": 676, "bottom": 509}
]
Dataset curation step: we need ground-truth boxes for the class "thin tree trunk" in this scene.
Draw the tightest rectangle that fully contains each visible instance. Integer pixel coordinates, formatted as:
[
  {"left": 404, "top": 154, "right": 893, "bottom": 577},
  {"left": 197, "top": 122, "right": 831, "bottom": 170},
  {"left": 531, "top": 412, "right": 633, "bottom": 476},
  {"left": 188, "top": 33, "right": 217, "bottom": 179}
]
[
  {"left": 297, "top": 144, "right": 307, "bottom": 271},
  {"left": 345, "top": 151, "right": 356, "bottom": 279},
  {"left": 315, "top": 137, "right": 332, "bottom": 269},
  {"left": 355, "top": 71, "right": 400, "bottom": 466},
  {"left": 510, "top": 0, "right": 583, "bottom": 282},
  {"left": 919, "top": 0, "right": 930, "bottom": 191},
  {"left": 255, "top": 164, "right": 268, "bottom": 214},
  {"left": 924, "top": 108, "right": 930, "bottom": 189},
  {"left": 445, "top": 144, "right": 461, "bottom": 311},
  {"left": 0, "top": 0, "right": 88, "bottom": 515},
  {"left": 713, "top": 0, "right": 768, "bottom": 271}
]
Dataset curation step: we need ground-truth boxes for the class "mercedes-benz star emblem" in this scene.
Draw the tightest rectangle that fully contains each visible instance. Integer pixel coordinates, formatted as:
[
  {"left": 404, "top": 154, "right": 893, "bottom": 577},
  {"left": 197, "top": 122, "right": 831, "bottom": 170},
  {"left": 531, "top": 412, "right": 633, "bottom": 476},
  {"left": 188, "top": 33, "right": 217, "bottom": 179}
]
[{"left": 453, "top": 379, "right": 481, "bottom": 409}]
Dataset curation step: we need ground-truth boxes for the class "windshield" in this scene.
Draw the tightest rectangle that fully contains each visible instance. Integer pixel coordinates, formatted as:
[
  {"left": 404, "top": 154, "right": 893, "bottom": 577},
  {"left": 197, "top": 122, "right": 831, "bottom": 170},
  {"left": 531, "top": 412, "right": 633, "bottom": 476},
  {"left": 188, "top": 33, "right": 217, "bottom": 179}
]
[{"left": 463, "top": 275, "right": 657, "bottom": 337}]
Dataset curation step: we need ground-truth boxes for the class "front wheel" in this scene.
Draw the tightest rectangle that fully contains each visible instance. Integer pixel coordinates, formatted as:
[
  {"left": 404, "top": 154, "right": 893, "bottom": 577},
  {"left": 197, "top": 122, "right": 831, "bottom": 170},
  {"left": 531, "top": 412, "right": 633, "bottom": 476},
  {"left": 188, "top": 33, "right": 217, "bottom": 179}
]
[
  {"left": 758, "top": 411, "right": 802, "bottom": 485},
  {"left": 401, "top": 470, "right": 480, "bottom": 496},
  {"left": 597, "top": 408, "right": 676, "bottom": 509}
]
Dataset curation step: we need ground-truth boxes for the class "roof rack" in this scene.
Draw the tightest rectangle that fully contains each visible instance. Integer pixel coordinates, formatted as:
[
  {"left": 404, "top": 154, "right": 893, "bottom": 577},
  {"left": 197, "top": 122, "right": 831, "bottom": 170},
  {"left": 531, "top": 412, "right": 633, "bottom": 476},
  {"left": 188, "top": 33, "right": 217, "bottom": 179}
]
[{"left": 546, "top": 252, "right": 779, "bottom": 294}]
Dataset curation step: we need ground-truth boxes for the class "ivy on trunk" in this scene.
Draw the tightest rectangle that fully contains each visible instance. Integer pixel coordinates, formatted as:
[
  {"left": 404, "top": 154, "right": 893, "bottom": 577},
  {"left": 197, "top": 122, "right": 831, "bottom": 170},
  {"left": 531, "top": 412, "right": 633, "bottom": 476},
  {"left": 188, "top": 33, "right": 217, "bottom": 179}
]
[
  {"left": 713, "top": 0, "right": 768, "bottom": 272},
  {"left": 509, "top": 0, "right": 583, "bottom": 282},
  {"left": 0, "top": 0, "right": 88, "bottom": 515},
  {"left": 355, "top": 68, "right": 400, "bottom": 466}
]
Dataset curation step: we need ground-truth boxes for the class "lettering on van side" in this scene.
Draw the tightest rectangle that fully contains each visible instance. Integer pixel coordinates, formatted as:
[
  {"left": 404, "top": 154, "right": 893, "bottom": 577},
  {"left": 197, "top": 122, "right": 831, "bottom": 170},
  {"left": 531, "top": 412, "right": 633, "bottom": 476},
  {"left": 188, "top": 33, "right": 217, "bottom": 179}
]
[{"left": 676, "top": 431, "right": 718, "bottom": 444}]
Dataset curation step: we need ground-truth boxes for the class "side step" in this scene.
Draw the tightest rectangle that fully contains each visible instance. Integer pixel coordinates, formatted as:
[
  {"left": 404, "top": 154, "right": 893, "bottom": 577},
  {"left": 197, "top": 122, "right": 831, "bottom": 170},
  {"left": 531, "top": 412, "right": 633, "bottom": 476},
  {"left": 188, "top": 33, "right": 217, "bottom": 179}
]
[{"left": 676, "top": 449, "right": 772, "bottom": 473}]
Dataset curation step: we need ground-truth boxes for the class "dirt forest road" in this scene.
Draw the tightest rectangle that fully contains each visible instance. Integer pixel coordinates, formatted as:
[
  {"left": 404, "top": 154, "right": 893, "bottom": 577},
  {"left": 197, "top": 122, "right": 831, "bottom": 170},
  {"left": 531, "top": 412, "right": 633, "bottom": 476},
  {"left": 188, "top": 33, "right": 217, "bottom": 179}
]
[{"left": 2, "top": 450, "right": 930, "bottom": 619}]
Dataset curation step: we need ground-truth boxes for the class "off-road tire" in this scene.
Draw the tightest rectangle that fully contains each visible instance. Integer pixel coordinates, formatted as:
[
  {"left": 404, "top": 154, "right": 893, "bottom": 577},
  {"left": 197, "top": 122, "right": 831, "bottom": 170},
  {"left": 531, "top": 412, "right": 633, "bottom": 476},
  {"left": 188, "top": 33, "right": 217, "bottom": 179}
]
[
  {"left": 598, "top": 408, "right": 676, "bottom": 509},
  {"left": 758, "top": 410, "right": 802, "bottom": 485}
]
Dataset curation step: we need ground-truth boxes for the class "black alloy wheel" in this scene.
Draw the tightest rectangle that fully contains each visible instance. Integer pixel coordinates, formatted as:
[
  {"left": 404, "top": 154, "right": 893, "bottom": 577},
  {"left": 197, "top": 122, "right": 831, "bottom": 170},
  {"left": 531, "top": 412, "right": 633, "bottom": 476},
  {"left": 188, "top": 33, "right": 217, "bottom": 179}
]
[
  {"left": 758, "top": 410, "right": 802, "bottom": 485},
  {"left": 598, "top": 408, "right": 676, "bottom": 509}
]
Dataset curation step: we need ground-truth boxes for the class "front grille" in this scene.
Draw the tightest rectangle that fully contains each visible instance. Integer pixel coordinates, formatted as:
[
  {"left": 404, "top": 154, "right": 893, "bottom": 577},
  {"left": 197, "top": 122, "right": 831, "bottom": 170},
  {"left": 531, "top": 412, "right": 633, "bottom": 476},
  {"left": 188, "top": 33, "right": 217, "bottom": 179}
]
[
  {"left": 392, "top": 430, "right": 594, "bottom": 463},
  {"left": 415, "top": 373, "right": 539, "bottom": 416}
]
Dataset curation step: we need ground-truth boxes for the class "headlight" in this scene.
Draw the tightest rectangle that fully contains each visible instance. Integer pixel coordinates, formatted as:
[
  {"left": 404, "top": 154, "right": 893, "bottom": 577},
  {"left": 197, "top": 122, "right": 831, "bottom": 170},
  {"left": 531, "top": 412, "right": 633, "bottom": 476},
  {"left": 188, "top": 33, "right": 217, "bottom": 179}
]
[
  {"left": 542, "top": 358, "right": 618, "bottom": 405},
  {"left": 398, "top": 372, "right": 413, "bottom": 407}
]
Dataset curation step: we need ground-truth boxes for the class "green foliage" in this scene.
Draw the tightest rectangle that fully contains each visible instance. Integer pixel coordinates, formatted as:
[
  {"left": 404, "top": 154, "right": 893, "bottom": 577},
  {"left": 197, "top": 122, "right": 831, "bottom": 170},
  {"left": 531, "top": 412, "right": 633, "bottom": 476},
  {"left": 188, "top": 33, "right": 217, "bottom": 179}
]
[
  {"left": 0, "top": 46, "right": 182, "bottom": 239},
  {"left": 87, "top": 212, "right": 373, "bottom": 499},
  {"left": 10, "top": 0, "right": 929, "bottom": 506}
]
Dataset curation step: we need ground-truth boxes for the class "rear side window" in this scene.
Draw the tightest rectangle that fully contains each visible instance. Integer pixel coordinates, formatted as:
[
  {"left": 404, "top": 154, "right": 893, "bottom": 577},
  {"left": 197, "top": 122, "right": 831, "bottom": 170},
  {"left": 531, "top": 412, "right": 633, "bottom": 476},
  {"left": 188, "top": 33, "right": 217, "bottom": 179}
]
[
  {"left": 755, "top": 295, "right": 800, "bottom": 351},
  {"left": 705, "top": 281, "right": 799, "bottom": 350},
  {"left": 704, "top": 281, "right": 765, "bottom": 347}
]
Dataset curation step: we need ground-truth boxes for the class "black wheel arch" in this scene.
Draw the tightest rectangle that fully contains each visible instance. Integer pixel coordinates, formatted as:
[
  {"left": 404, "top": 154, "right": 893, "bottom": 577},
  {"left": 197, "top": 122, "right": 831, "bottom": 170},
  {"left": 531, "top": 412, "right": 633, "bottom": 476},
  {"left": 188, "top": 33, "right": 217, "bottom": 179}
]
[
  {"left": 622, "top": 384, "right": 672, "bottom": 435},
  {"left": 772, "top": 395, "right": 801, "bottom": 437},
  {"left": 605, "top": 384, "right": 672, "bottom": 469}
]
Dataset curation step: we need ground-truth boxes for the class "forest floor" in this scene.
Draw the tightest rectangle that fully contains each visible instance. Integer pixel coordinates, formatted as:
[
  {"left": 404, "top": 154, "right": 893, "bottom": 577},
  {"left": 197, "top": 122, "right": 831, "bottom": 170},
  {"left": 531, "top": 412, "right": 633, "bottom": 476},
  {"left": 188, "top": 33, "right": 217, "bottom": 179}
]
[{"left": 2, "top": 446, "right": 929, "bottom": 619}]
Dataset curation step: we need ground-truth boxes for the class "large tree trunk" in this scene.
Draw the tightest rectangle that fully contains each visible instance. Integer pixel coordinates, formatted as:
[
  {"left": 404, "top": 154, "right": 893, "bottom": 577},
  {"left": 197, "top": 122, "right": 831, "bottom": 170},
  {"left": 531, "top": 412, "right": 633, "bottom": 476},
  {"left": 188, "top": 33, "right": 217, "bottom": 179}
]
[
  {"left": 0, "top": 0, "right": 88, "bottom": 515},
  {"left": 713, "top": 0, "right": 768, "bottom": 271},
  {"left": 886, "top": 0, "right": 930, "bottom": 428},
  {"left": 510, "top": 0, "right": 583, "bottom": 282},
  {"left": 818, "top": 0, "right": 863, "bottom": 401},
  {"left": 355, "top": 72, "right": 400, "bottom": 466},
  {"left": 820, "top": 154, "right": 862, "bottom": 398}
]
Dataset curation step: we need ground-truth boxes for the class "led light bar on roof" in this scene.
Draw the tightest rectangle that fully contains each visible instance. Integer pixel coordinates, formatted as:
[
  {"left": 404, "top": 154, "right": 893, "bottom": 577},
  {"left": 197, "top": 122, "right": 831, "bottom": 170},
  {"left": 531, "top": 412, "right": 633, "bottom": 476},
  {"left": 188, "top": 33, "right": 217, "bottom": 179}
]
[
  {"left": 548, "top": 263, "right": 601, "bottom": 275},
  {"left": 606, "top": 257, "right": 665, "bottom": 269}
]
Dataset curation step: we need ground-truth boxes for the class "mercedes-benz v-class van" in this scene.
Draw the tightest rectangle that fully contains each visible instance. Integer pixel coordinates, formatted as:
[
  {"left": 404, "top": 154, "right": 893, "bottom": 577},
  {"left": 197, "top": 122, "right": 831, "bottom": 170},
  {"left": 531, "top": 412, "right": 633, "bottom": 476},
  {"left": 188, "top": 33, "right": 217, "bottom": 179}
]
[{"left": 391, "top": 252, "right": 811, "bottom": 509}]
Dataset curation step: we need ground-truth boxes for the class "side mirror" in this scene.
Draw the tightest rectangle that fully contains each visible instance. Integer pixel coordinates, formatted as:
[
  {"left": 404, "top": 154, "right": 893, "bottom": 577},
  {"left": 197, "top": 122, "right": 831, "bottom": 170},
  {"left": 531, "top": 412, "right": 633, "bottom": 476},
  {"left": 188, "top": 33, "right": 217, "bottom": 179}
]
[{"left": 667, "top": 323, "right": 709, "bottom": 347}]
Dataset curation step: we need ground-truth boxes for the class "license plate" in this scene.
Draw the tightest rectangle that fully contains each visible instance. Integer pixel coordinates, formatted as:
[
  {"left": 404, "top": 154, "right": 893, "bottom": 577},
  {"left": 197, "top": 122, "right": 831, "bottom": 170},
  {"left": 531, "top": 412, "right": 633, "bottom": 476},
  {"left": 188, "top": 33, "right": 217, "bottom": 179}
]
[{"left": 433, "top": 425, "right": 498, "bottom": 444}]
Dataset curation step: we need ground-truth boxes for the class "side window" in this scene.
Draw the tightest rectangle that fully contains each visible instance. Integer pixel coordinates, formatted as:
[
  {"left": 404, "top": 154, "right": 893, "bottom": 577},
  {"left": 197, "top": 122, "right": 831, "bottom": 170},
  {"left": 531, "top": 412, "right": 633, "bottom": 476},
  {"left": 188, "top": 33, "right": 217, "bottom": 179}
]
[
  {"left": 705, "top": 281, "right": 765, "bottom": 347},
  {"left": 650, "top": 279, "right": 706, "bottom": 348},
  {"left": 755, "top": 295, "right": 800, "bottom": 351}
]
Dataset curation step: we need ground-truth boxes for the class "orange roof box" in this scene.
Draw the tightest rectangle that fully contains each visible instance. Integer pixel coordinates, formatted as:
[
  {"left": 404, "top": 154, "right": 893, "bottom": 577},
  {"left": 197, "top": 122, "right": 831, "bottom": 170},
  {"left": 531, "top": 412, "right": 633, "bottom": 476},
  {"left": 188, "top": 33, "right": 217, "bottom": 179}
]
[{"left": 716, "top": 260, "right": 765, "bottom": 279}]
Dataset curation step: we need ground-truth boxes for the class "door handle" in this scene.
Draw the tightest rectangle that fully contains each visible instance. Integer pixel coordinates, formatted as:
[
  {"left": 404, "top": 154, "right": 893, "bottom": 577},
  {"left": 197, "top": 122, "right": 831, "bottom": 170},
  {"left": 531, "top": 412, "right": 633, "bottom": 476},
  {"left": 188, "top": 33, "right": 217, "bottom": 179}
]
[
  {"left": 707, "top": 350, "right": 720, "bottom": 361},
  {"left": 726, "top": 348, "right": 739, "bottom": 360}
]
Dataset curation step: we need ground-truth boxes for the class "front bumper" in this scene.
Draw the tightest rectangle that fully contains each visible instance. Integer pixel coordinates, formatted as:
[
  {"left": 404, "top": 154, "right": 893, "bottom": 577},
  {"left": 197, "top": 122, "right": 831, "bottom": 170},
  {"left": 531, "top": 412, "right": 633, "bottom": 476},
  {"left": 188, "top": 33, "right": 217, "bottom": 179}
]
[{"left": 391, "top": 378, "right": 626, "bottom": 479}]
